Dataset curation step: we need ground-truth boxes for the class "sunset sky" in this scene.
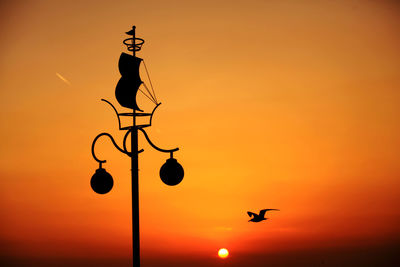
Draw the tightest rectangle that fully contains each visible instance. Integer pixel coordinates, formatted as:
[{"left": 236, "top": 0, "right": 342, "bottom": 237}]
[{"left": 0, "top": 1, "right": 399, "bottom": 266}]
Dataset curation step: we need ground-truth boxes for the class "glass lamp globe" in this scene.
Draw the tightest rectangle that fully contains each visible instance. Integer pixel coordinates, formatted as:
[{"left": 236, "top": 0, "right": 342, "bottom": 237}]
[
  {"left": 160, "top": 158, "right": 184, "bottom": 186},
  {"left": 90, "top": 167, "right": 114, "bottom": 194}
]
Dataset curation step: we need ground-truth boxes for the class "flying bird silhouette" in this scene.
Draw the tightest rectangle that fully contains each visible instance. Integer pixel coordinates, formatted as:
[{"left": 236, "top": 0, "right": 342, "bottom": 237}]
[{"left": 247, "top": 209, "right": 279, "bottom": 222}]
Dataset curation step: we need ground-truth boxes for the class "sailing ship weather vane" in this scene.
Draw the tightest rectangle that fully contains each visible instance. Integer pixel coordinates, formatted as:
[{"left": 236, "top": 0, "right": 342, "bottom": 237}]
[{"left": 90, "top": 26, "right": 184, "bottom": 267}]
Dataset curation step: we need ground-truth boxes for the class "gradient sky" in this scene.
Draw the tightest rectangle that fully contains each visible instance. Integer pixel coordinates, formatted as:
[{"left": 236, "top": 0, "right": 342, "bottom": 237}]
[{"left": 0, "top": 1, "right": 399, "bottom": 266}]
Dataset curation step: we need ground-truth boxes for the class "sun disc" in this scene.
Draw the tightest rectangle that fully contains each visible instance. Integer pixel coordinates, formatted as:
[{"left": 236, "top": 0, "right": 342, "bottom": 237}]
[{"left": 218, "top": 248, "right": 229, "bottom": 258}]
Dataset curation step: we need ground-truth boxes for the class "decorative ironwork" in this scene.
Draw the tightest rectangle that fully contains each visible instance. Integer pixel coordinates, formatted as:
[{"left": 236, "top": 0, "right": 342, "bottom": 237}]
[{"left": 90, "top": 26, "right": 184, "bottom": 267}]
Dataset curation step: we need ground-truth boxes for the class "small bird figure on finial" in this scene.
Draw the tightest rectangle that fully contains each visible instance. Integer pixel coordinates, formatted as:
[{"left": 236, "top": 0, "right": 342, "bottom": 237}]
[{"left": 247, "top": 209, "right": 279, "bottom": 222}]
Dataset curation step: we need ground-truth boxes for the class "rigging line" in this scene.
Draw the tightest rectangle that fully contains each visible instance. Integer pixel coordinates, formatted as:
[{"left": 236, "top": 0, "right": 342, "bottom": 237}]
[
  {"left": 142, "top": 60, "right": 157, "bottom": 101},
  {"left": 142, "top": 82, "right": 157, "bottom": 103},
  {"left": 141, "top": 82, "right": 155, "bottom": 102},
  {"left": 139, "top": 87, "right": 156, "bottom": 104},
  {"left": 138, "top": 87, "right": 157, "bottom": 104},
  {"left": 142, "top": 60, "right": 158, "bottom": 103}
]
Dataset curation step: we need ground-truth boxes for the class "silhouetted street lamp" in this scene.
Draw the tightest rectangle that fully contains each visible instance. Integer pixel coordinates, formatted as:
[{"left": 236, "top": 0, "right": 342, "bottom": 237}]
[{"left": 90, "top": 26, "right": 184, "bottom": 267}]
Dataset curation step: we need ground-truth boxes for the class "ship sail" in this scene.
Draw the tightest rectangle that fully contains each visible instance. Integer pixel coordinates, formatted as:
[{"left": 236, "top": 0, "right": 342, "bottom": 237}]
[{"left": 115, "top": 52, "right": 143, "bottom": 110}]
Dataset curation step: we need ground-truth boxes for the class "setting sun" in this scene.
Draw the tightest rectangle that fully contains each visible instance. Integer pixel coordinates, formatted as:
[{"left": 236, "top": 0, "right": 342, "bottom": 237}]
[{"left": 218, "top": 248, "right": 229, "bottom": 259}]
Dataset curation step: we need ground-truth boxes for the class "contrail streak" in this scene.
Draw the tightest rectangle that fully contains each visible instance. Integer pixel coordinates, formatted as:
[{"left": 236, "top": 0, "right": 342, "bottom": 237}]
[{"left": 56, "top": 72, "right": 71, "bottom": 85}]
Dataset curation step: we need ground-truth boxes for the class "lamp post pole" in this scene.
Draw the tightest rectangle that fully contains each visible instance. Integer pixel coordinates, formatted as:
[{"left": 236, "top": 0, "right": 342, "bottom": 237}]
[
  {"left": 90, "top": 26, "right": 185, "bottom": 267},
  {"left": 132, "top": 101, "right": 140, "bottom": 267},
  {"left": 131, "top": 26, "right": 140, "bottom": 267},
  {"left": 132, "top": 109, "right": 140, "bottom": 267}
]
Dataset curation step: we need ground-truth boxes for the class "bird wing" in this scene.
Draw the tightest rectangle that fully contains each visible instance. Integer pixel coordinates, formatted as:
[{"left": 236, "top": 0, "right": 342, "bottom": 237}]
[
  {"left": 259, "top": 209, "right": 280, "bottom": 217},
  {"left": 247, "top": 211, "right": 257, "bottom": 217}
]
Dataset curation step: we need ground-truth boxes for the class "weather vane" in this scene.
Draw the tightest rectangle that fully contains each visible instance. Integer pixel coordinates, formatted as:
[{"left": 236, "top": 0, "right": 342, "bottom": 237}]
[{"left": 90, "top": 26, "right": 184, "bottom": 267}]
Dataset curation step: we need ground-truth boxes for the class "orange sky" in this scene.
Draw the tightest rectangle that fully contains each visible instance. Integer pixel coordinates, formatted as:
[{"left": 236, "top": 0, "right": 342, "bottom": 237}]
[{"left": 0, "top": 1, "right": 399, "bottom": 266}]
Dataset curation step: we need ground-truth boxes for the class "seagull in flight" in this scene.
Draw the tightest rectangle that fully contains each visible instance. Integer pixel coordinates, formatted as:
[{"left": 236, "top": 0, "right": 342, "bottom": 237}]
[{"left": 247, "top": 209, "right": 279, "bottom": 222}]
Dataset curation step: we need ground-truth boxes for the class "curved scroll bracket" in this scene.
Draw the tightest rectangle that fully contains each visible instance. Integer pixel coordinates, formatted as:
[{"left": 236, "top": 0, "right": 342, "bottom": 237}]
[
  {"left": 91, "top": 132, "right": 144, "bottom": 166},
  {"left": 138, "top": 128, "right": 179, "bottom": 157}
]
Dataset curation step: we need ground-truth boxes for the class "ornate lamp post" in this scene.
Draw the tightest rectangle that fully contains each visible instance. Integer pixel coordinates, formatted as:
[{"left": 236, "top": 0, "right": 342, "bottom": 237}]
[{"left": 90, "top": 26, "right": 184, "bottom": 267}]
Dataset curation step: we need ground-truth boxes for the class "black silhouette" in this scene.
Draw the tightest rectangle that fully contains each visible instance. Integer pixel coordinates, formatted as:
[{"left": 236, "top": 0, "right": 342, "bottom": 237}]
[
  {"left": 115, "top": 53, "right": 143, "bottom": 110},
  {"left": 89, "top": 26, "right": 184, "bottom": 267},
  {"left": 160, "top": 158, "right": 184, "bottom": 186},
  {"left": 90, "top": 167, "right": 113, "bottom": 194},
  {"left": 247, "top": 209, "right": 280, "bottom": 222}
]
